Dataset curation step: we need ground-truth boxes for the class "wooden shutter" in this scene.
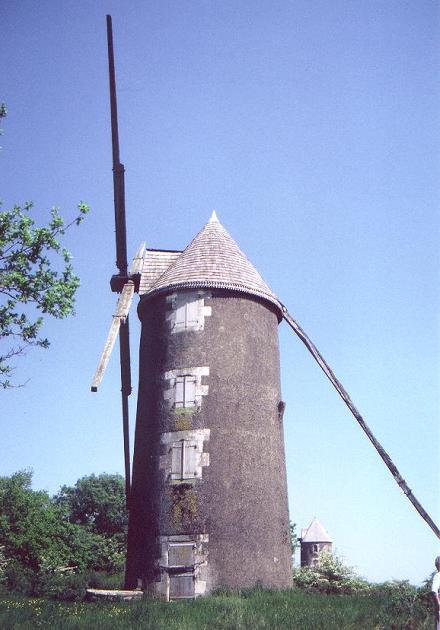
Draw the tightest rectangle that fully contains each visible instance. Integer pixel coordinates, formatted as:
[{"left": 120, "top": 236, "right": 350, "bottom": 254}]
[
  {"left": 174, "top": 295, "right": 199, "bottom": 329},
  {"left": 175, "top": 376, "right": 185, "bottom": 408},
  {"left": 175, "top": 375, "right": 196, "bottom": 408},
  {"left": 174, "top": 301, "right": 186, "bottom": 328},
  {"left": 183, "top": 376, "right": 196, "bottom": 407},
  {"left": 169, "top": 573, "right": 195, "bottom": 599},
  {"left": 170, "top": 441, "right": 197, "bottom": 480},
  {"left": 168, "top": 544, "right": 194, "bottom": 567},
  {"left": 170, "top": 442, "right": 184, "bottom": 480},
  {"left": 185, "top": 299, "right": 199, "bottom": 326},
  {"left": 183, "top": 441, "right": 197, "bottom": 479}
]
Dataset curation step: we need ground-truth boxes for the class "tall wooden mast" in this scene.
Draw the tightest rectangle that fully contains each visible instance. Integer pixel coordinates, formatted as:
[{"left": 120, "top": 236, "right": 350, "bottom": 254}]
[
  {"left": 106, "top": 15, "right": 131, "bottom": 506},
  {"left": 91, "top": 18, "right": 145, "bottom": 510},
  {"left": 107, "top": 15, "right": 128, "bottom": 278}
]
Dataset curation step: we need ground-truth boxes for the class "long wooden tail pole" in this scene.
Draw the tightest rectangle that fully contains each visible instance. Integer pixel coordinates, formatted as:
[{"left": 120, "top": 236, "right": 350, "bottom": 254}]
[{"left": 281, "top": 305, "right": 440, "bottom": 540}]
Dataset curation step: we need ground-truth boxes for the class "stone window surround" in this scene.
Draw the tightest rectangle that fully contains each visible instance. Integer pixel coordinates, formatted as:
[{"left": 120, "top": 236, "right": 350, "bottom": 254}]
[
  {"left": 159, "top": 429, "right": 210, "bottom": 483},
  {"left": 156, "top": 534, "right": 209, "bottom": 600},
  {"left": 163, "top": 367, "right": 209, "bottom": 410},
  {"left": 166, "top": 291, "right": 212, "bottom": 333}
]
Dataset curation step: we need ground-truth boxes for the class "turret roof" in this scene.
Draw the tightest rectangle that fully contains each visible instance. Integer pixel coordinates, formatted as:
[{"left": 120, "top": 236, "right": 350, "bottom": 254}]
[
  {"left": 301, "top": 518, "right": 333, "bottom": 543},
  {"left": 140, "top": 212, "right": 282, "bottom": 316}
]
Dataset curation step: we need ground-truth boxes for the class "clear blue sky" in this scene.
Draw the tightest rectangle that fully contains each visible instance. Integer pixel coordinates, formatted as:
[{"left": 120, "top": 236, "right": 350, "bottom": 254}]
[{"left": 1, "top": 0, "right": 439, "bottom": 585}]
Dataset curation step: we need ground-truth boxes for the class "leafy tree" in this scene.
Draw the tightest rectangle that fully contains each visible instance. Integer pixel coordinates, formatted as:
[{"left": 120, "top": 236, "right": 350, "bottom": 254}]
[
  {"left": 54, "top": 473, "right": 128, "bottom": 574},
  {"left": 54, "top": 473, "right": 128, "bottom": 538},
  {"left": 0, "top": 470, "right": 96, "bottom": 573},
  {"left": 0, "top": 470, "right": 127, "bottom": 585},
  {"left": 289, "top": 521, "right": 299, "bottom": 556},
  {"left": 0, "top": 202, "right": 89, "bottom": 387},
  {"left": 0, "top": 105, "right": 89, "bottom": 387}
]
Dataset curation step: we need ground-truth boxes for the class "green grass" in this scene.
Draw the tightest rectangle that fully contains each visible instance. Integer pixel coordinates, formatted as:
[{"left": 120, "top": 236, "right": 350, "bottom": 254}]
[{"left": 0, "top": 587, "right": 432, "bottom": 629}]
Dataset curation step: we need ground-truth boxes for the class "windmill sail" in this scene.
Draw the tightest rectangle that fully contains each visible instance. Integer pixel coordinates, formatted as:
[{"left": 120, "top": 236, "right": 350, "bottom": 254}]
[{"left": 91, "top": 243, "right": 145, "bottom": 393}]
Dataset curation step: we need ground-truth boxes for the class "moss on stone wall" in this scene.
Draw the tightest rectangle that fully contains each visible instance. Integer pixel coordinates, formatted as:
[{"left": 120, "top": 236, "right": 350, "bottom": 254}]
[
  {"left": 168, "top": 484, "right": 198, "bottom": 529},
  {"left": 173, "top": 412, "right": 193, "bottom": 432}
]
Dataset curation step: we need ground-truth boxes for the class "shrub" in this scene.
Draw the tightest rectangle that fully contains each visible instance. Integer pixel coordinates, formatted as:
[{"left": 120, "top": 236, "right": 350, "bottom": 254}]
[
  {"left": 293, "top": 549, "right": 370, "bottom": 594},
  {"left": 34, "top": 571, "right": 90, "bottom": 601},
  {"left": 369, "top": 579, "right": 432, "bottom": 627},
  {"left": 0, "top": 546, "right": 8, "bottom": 584},
  {"left": 4, "top": 563, "right": 124, "bottom": 601},
  {"left": 4, "top": 561, "right": 37, "bottom": 595},
  {"left": 89, "top": 533, "right": 126, "bottom": 573}
]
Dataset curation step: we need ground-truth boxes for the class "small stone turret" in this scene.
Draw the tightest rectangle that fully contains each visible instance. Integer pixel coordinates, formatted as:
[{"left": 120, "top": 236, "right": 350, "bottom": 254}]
[
  {"left": 126, "top": 213, "right": 292, "bottom": 598},
  {"left": 300, "top": 517, "right": 333, "bottom": 567}
]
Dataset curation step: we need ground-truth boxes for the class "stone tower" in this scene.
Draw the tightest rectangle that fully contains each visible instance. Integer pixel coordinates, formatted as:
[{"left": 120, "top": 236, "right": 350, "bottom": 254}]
[
  {"left": 300, "top": 517, "right": 333, "bottom": 567},
  {"left": 126, "top": 213, "right": 292, "bottom": 598}
]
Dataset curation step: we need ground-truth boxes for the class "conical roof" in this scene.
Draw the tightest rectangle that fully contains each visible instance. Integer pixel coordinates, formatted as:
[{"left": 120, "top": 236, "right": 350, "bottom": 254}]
[
  {"left": 143, "top": 212, "right": 282, "bottom": 316},
  {"left": 301, "top": 518, "right": 333, "bottom": 543}
]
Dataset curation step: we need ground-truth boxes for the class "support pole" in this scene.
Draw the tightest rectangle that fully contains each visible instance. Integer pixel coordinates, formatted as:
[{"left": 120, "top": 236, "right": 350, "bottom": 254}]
[{"left": 282, "top": 305, "right": 440, "bottom": 540}]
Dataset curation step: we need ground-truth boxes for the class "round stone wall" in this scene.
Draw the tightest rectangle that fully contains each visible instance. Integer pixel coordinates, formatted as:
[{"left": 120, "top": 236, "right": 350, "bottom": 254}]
[{"left": 126, "top": 289, "right": 292, "bottom": 594}]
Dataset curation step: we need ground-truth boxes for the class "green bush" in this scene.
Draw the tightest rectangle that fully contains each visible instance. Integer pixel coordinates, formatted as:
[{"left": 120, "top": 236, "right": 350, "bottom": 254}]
[
  {"left": 4, "top": 564, "right": 124, "bottom": 601},
  {"left": 293, "top": 552, "right": 433, "bottom": 628},
  {"left": 4, "top": 561, "right": 37, "bottom": 596},
  {"left": 34, "top": 571, "right": 90, "bottom": 601},
  {"left": 293, "top": 549, "right": 370, "bottom": 595},
  {"left": 89, "top": 533, "right": 126, "bottom": 573},
  {"left": 0, "top": 546, "right": 7, "bottom": 584},
  {"left": 368, "top": 579, "right": 432, "bottom": 627}
]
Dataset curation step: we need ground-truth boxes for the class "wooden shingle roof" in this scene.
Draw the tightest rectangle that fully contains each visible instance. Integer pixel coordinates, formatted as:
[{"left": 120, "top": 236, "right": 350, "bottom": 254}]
[
  {"left": 139, "top": 249, "right": 182, "bottom": 295},
  {"left": 139, "top": 212, "right": 282, "bottom": 315},
  {"left": 301, "top": 518, "right": 333, "bottom": 543}
]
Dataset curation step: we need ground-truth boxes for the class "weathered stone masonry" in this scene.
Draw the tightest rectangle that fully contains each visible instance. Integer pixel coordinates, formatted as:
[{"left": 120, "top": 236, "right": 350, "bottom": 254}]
[{"left": 125, "top": 214, "right": 292, "bottom": 596}]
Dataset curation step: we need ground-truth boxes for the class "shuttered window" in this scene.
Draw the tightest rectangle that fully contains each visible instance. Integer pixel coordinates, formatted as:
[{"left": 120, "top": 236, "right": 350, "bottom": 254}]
[
  {"left": 169, "top": 573, "right": 195, "bottom": 599},
  {"left": 168, "top": 543, "right": 195, "bottom": 600},
  {"left": 170, "top": 440, "right": 197, "bottom": 480},
  {"left": 168, "top": 543, "right": 194, "bottom": 567},
  {"left": 174, "top": 297, "right": 199, "bottom": 330},
  {"left": 175, "top": 375, "right": 196, "bottom": 408}
]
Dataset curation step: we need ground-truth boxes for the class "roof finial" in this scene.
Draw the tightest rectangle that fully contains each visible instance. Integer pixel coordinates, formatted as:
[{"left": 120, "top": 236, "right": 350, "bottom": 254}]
[{"left": 209, "top": 210, "right": 219, "bottom": 223}]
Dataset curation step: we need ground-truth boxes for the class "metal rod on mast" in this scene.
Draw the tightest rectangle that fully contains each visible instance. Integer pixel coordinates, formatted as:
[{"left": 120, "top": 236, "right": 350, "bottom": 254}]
[{"left": 106, "top": 14, "right": 131, "bottom": 507}]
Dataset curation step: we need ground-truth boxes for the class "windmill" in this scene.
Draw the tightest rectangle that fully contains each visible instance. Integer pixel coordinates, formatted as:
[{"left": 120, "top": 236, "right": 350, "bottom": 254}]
[{"left": 92, "top": 16, "right": 440, "bottom": 599}]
